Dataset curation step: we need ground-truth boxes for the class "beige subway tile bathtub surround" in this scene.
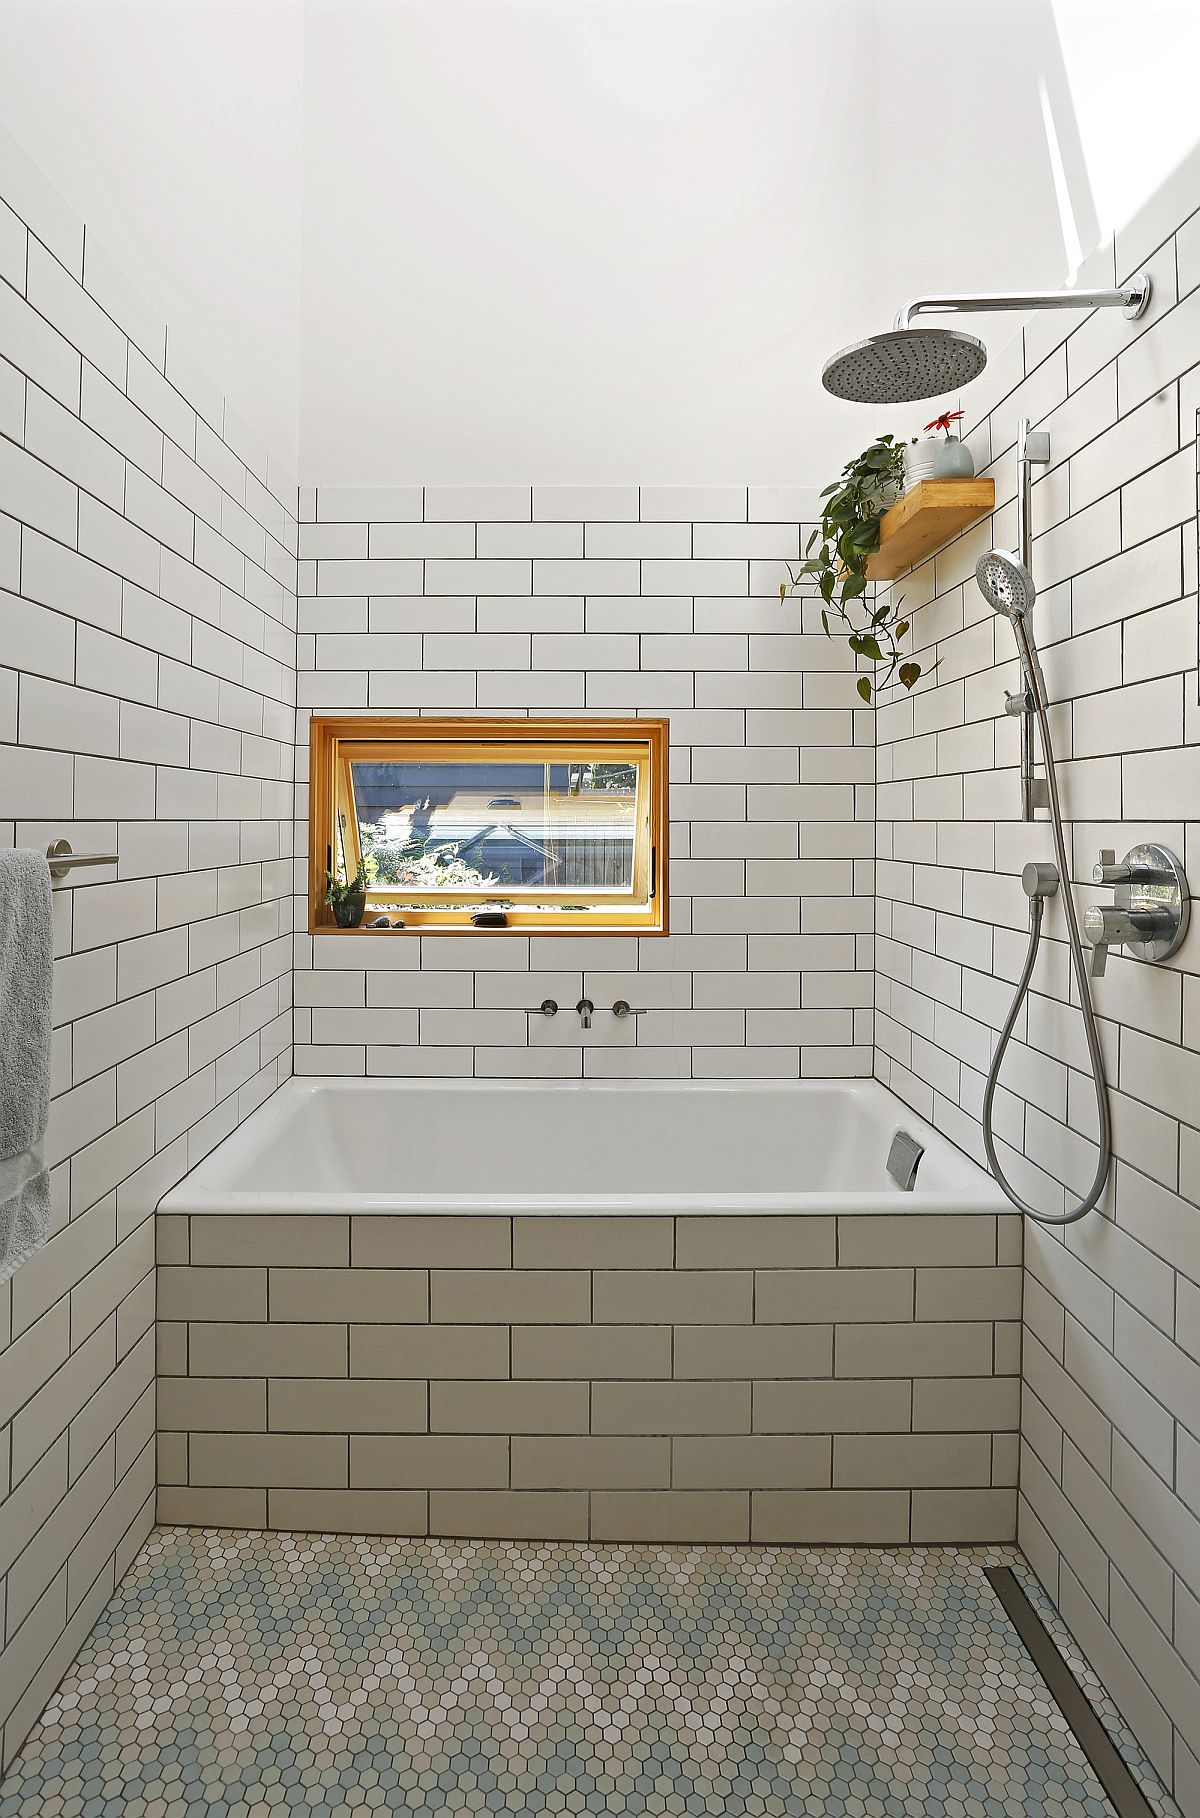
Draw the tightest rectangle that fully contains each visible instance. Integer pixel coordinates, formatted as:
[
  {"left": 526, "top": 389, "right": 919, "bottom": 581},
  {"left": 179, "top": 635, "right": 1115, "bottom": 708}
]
[
  {"left": 159, "top": 1208, "right": 1021, "bottom": 1544},
  {"left": 873, "top": 184, "right": 1200, "bottom": 1808}
]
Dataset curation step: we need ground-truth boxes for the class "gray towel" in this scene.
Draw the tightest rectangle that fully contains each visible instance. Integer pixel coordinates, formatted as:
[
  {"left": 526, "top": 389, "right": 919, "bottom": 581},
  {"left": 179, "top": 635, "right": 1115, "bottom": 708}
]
[{"left": 0, "top": 848, "right": 54, "bottom": 1283}]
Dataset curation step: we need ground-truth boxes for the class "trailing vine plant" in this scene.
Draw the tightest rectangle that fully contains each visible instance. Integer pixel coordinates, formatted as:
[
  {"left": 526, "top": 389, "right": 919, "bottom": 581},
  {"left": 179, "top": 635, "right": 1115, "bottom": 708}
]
[{"left": 779, "top": 432, "right": 927, "bottom": 703}]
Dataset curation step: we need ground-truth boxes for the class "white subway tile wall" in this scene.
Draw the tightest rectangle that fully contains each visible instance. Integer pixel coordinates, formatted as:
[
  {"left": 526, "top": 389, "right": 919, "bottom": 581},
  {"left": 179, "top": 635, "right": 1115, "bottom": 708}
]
[
  {"left": 874, "top": 214, "right": 1200, "bottom": 1803},
  {"left": 0, "top": 167, "right": 296, "bottom": 1767},
  {"left": 294, "top": 489, "right": 875, "bottom": 1080}
]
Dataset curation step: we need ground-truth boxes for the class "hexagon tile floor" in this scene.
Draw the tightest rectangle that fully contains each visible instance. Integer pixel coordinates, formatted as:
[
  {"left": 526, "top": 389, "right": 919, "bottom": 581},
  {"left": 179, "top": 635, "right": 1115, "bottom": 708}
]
[{"left": 0, "top": 1529, "right": 1172, "bottom": 1817}]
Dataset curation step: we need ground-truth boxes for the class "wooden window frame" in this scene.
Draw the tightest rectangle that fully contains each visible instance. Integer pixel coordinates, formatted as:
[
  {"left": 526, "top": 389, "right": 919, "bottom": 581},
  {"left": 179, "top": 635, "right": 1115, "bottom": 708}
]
[{"left": 308, "top": 715, "right": 669, "bottom": 935}]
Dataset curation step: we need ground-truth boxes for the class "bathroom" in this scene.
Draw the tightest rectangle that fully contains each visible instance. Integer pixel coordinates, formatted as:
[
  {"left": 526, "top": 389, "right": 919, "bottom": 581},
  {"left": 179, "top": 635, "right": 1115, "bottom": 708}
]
[{"left": 0, "top": 0, "right": 1198, "bottom": 1810}]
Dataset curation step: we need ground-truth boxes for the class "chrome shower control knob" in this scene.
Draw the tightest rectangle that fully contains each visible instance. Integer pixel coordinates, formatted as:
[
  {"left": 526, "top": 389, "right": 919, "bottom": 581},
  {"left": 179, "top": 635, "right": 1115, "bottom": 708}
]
[
  {"left": 1084, "top": 905, "right": 1166, "bottom": 948},
  {"left": 1085, "top": 841, "right": 1190, "bottom": 978},
  {"left": 1092, "top": 848, "right": 1151, "bottom": 886},
  {"left": 1083, "top": 900, "right": 1177, "bottom": 978},
  {"left": 1092, "top": 861, "right": 1154, "bottom": 885}
]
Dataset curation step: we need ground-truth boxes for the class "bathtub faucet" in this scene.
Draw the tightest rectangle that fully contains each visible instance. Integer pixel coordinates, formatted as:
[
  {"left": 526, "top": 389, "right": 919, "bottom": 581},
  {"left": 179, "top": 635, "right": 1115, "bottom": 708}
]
[{"left": 575, "top": 998, "right": 594, "bottom": 1029}]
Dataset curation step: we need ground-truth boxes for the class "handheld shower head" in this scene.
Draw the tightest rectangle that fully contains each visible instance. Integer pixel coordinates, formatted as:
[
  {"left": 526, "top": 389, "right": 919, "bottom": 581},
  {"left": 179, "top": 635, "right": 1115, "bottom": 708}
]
[
  {"left": 821, "top": 327, "right": 988, "bottom": 404},
  {"left": 976, "top": 548, "right": 1036, "bottom": 620}
]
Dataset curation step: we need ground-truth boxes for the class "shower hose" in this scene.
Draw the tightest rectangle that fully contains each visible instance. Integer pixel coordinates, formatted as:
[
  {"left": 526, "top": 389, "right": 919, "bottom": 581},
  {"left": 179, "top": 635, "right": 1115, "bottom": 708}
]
[{"left": 980, "top": 617, "right": 1112, "bottom": 1224}]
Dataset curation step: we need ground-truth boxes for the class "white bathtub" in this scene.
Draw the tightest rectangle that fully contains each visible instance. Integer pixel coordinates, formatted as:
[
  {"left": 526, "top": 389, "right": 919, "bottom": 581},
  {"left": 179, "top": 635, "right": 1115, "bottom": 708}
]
[
  {"left": 160, "top": 1076, "right": 1003, "bottom": 1216},
  {"left": 157, "top": 1076, "right": 1019, "bottom": 1543}
]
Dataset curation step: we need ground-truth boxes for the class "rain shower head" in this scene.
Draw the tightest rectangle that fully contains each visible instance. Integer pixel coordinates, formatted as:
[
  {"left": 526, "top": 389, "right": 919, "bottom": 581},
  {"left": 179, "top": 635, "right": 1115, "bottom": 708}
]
[
  {"left": 820, "top": 274, "right": 1152, "bottom": 406},
  {"left": 976, "top": 548, "right": 1036, "bottom": 620},
  {"left": 821, "top": 327, "right": 988, "bottom": 404}
]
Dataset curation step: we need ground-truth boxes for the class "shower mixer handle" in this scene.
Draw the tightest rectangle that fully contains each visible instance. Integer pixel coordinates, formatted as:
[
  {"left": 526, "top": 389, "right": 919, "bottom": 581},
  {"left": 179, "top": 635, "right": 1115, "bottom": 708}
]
[
  {"left": 1084, "top": 843, "right": 1190, "bottom": 978},
  {"left": 1084, "top": 906, "right": 1170, "bottom": 977},
  {"left": 1092, "top": 850, "right": 1152, "bottom": 887},
  {"left": 1093, "top": 851, "right": 1128, "bottom": 885}
]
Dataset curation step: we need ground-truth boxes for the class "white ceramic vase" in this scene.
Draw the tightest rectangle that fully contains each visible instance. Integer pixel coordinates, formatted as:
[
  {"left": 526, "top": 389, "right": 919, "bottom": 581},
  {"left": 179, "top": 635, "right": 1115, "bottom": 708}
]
[{"left": 932, "top": 435, "right": 975, "bottom": 479}]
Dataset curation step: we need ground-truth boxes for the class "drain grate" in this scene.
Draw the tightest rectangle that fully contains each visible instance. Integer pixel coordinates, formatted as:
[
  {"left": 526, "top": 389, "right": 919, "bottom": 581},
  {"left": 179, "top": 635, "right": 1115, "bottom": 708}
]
[{"left": 985, "top": 1566, "right": 1156, "bottom": 1818}]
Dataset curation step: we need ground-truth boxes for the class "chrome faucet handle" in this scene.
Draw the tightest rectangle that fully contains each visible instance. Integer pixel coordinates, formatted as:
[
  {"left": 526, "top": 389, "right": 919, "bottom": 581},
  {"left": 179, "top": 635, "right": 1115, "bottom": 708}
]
[
  {"left": 1083, "top": 904, "right": 1168, "bottom": 977},
  {"left": 1092, "top": 848, "right": 1153, "bottom": 886},
  {"left": 611, "top": 1000, "right": 646, "bottom": 1018},
  {"left": 576, "top": 998, "right": 594, "bottom": 1029},
  {"left": 536, "top": 999, "right": 558, "bottom": 1016},
  {"left": 1093, "top": 847, "right": 1128, "bottom": 885}
]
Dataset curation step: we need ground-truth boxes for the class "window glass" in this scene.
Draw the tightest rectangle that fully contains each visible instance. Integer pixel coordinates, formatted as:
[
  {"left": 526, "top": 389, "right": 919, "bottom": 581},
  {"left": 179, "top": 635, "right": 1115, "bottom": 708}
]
[{"left": 348, "top": 759, "right": 638, "bottom": 897}]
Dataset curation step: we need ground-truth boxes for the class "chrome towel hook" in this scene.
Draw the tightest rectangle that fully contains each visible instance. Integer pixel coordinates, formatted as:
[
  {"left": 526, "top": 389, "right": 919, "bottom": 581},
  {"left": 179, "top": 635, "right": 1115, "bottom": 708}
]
[{"left": 45, "top": 839, "right": 119, "bottom": 879}]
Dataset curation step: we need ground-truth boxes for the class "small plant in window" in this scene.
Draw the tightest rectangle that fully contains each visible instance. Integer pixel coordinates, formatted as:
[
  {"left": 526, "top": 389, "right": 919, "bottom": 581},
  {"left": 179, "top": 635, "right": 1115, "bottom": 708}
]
[
  {"left": 324, "top": 862, "right": 369, "bottom": 928},
  {"left": 779, "top": 432, "right": 927, "bottom": 703}
]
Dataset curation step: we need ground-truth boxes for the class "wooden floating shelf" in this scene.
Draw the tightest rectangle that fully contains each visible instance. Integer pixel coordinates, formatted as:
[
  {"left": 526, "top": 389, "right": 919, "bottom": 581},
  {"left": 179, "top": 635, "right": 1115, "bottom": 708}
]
[{"left": 866, "top": 478, "right": 995, "bottom": 581}]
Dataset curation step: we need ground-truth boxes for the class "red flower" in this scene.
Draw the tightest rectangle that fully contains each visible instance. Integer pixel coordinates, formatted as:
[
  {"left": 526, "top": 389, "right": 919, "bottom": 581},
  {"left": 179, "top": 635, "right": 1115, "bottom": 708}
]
[{"left": 924, "top": 409, "right": 965, "bottom": 435}]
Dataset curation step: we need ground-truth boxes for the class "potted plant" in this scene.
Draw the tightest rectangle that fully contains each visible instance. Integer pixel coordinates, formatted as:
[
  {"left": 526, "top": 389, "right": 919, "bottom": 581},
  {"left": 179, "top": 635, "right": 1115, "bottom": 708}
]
[
  {"left": 925, "top": 408, "right": 975, "bottom": 479},
  {"left": 902, "top": 430, "right": 940, "bottom": 490},
  {"left": 324, "top": 863, "right": 368, "bottom": 928},
  {"left": 781, "top": 432, "right": 927, "bottom": 703}
]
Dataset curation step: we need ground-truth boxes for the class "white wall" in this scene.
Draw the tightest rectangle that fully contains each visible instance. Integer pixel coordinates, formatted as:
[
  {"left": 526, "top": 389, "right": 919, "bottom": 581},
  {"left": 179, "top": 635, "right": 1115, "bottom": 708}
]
[
  {"left": 1049, "top": 0, "right": 1200, "bottom": 256},
  {"left": 868, "top": 0, "right": 1200, "bottom": 414},
  {"left": 6, "top": 0, "right": 1199, "bottom": 489},
  {"left": 0, "top": 0, "right": 304, "bottom": 477},
  {"left": 297, "top": 0, "right": 878, "bottom": 485},
  {"left": 297, "top": 0, "right": 1200, "bottom": 485}
]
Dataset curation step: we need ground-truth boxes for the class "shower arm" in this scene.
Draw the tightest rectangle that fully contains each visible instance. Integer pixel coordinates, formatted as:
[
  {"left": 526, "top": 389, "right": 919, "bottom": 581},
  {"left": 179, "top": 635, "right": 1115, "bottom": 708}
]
[{"left": 895, "top": 273, "right": 1150, "bottom": 331}]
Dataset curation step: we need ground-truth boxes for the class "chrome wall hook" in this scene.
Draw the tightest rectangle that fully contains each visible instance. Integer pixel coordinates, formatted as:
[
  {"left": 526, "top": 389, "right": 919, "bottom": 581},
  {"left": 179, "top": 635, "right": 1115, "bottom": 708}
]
[{"left": 45, "top": 838, "right": 119, "bottom": 879}]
